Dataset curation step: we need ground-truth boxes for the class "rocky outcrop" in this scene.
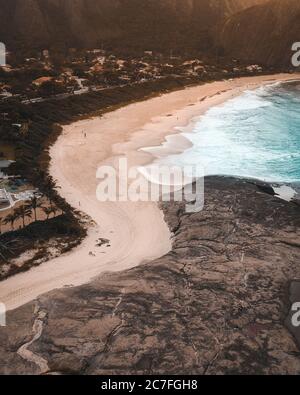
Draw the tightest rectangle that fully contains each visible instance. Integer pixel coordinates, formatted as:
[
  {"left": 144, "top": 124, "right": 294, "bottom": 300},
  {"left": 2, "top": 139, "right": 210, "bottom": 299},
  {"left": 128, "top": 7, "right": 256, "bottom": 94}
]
[
  {"left": 0, "top": 176, "right": 299, "bottom": 375},
  {"left": 0, "top": 0, "right": 265, "bottom": 52}
]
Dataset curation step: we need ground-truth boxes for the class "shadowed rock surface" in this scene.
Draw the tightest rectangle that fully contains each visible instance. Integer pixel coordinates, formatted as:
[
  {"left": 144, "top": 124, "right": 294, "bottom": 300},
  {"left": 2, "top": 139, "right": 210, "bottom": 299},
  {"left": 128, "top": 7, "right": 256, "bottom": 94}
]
[{"left": 0, "top": 176, "right": 300, "bottom": 375}]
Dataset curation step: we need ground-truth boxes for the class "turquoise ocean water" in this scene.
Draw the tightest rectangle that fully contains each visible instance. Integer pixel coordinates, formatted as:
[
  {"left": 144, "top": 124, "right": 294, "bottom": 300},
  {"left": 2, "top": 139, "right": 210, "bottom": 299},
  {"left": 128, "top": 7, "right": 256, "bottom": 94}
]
[{"left": 161, "top": 81, "right": 300, "bottom": 194}]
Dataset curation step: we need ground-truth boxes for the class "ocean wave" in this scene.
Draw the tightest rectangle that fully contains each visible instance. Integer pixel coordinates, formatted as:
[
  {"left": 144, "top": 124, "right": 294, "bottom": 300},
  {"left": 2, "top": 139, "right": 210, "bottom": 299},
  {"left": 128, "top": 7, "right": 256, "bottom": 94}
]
[{"left": 162, "top": 81, "right": 300, "bottom": 183}]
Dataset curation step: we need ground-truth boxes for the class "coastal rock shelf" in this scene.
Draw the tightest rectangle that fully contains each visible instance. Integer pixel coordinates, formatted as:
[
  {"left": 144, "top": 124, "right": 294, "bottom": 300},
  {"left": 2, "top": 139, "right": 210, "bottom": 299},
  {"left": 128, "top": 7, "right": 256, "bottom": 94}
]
[{"left": 0, "top": 177, "right": 300, "bottom": 375}]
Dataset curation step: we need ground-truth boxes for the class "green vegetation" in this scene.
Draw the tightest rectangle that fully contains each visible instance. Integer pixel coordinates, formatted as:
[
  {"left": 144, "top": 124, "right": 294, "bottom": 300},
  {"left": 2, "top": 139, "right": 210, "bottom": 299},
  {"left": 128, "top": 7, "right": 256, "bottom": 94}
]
[{"left": 0, "top": 214, "right": 85, "bottom": 280}]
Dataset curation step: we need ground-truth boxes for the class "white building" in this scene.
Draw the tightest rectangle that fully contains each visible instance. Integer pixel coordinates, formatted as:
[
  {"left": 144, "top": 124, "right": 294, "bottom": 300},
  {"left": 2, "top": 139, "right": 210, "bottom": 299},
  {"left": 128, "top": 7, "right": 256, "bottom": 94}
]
[
  {"left": 0, "top": 160, "right": 13, "bottom": 179},
  {"left": 0, "top": 189, "right": 9, "bottom": 205}
]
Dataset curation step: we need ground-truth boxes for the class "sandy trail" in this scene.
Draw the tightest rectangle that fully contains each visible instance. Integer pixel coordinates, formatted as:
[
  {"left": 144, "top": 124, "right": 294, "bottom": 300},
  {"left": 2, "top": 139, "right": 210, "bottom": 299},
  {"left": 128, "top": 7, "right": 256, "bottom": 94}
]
[{"left": 0, "top": 74, "right": 298, "bottom": 311}]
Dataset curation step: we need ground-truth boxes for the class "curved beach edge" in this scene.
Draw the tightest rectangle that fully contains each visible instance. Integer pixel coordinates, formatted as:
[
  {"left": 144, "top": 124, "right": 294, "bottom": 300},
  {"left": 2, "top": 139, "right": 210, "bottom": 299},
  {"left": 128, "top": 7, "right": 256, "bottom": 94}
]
[{"left": 0, "top": 73, "right": 299, "bottom": 311}]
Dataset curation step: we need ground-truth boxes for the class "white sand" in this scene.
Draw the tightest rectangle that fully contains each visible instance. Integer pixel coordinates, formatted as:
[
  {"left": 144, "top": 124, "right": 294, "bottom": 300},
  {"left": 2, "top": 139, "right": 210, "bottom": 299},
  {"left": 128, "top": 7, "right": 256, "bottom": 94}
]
[{"left": 0, "top": 73, "right": 299, "bottom": 311}]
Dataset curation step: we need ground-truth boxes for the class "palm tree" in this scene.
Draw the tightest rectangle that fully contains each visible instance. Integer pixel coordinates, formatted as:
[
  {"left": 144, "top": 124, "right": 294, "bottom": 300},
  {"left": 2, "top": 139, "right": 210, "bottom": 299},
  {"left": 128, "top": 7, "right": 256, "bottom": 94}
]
[
  {"left": 25, "top": 196, "right": 43, "bottom": 222},
  {"left": 15, "top": 205, "right": 32, "bottom": 228},
  {"left": 42, "top": 206, "right": 53, "bottom": 220},
  {"left": 3, "top": 212, "right": 18, "bottom": 231},
  {"left": 42, "top": 205, "right": 58, "bottom": 220},
  {"left": 43, "top": 176, "right": 58, "bottom": 204}
]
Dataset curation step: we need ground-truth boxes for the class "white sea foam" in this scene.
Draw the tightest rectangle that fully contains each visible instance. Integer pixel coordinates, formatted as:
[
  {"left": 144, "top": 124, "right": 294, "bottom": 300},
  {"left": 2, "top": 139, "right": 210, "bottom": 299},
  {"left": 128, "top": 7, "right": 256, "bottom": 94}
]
[{"left": 159, "top": 82, "right": 300, "bottom": 184}]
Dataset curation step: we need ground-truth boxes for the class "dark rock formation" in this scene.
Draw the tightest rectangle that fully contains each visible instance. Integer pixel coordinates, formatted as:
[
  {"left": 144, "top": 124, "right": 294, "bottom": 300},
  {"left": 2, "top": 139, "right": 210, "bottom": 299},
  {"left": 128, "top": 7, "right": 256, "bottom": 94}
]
[{"left": 0, "top": 176, "right": 300, "bottom": 375}]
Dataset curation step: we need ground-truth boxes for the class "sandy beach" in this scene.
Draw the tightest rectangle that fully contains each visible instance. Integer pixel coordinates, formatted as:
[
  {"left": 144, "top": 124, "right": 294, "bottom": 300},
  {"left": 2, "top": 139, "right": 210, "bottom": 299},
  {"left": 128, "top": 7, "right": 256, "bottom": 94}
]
[{"left": 0, "top": 73, "right": 299, "bottom": 311}]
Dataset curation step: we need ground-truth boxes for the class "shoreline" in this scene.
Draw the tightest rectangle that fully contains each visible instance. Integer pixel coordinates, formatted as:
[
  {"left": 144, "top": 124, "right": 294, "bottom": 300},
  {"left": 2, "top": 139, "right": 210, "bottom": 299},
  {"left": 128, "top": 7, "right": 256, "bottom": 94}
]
[
  {"left": 0, "top": 73, "right": 299, "bottom": 311},
  {"left": 139, "top": 75, "right": 300, "bottom": 165}
]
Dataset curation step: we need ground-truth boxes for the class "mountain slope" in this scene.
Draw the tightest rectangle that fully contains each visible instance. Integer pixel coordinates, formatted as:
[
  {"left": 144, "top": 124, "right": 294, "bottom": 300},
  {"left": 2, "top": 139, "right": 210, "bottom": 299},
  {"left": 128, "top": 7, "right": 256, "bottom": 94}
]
[
  {"left": 221, "top": 0, "right": 300, "bottom": 66},
  {"left": 0, "top": 0, "right": 266, "bottom": 52}
]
